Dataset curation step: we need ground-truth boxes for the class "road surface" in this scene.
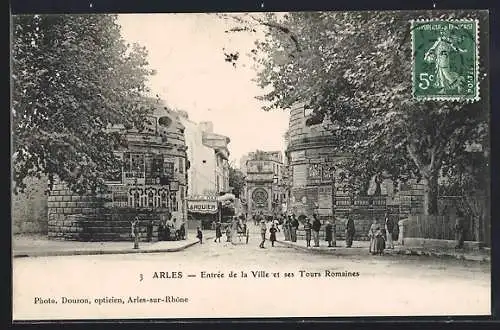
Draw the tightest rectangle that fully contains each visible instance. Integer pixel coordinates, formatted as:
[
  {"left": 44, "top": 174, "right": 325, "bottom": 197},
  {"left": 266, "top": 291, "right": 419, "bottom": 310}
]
[{"left": 13, "top": 224, "right": 490, "bottom": 319}]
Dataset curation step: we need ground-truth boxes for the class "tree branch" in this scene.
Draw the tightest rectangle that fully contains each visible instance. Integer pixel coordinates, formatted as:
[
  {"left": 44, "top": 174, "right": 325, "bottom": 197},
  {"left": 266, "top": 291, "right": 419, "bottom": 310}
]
[{"left": 406, "top": 142, "right": 427, "bottom": 175}]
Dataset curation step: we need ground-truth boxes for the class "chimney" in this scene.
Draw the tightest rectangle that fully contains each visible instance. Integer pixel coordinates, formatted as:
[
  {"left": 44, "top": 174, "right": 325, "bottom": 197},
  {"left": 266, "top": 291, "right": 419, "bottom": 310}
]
[{"left": 199, "top": 121, "right": 214, "bottom": 133}]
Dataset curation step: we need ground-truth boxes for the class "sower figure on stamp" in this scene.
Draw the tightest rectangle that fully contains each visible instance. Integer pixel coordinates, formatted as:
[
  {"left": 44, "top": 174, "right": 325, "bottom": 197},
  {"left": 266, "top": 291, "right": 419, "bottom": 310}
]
[{"left": 424, "top": 30, "right": 467, "bottom": 93}]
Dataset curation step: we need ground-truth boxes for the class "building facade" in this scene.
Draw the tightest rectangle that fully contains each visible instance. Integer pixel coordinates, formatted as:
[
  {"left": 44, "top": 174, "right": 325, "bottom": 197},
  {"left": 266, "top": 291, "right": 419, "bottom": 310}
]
[
  {"left": 45, "top": 99, "right": 189, "bottom": 241},
  {"left": 200, "top": 121, "right": 231, "bottom": 194},
  {"left": 285, "top": 102, "right": 428, "bottom": 240},
  {"left": 178, "top": 113, "right": 218, "bottom": 196},
  {"left": 244, "top": 150, "right": 285, "bottom": 217},
  {"left": 285, "top": 102, "right": 350, "bottom": 219},
  {"left": 177, "top": 116, "right": 231, "bottom": 229}
]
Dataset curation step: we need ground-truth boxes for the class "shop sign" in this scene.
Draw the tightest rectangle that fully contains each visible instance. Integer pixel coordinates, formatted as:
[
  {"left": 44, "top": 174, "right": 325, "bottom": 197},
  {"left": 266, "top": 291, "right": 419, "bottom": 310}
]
[{"left": 187, "top": 200, "right": 218, "bottom": 214}]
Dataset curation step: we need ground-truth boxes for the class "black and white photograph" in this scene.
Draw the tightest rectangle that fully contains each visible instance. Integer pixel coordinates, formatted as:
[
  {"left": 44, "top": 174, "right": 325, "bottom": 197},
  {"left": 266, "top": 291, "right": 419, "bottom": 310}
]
[{"left": 11, "top": 8, "right": 491, "bottom": 320}]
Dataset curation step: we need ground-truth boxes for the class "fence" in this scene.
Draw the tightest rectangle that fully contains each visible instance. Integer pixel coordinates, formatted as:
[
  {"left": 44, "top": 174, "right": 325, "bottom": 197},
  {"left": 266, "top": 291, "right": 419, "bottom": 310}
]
[{"left": 400, "top": 215, "right": 460, "bottom": 241}]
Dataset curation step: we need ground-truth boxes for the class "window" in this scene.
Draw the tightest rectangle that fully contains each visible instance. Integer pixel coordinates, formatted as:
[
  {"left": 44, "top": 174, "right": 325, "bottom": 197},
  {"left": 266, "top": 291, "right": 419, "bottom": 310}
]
[
  {"left": 170, "top": 192, "right": 178, "bottom": 211},
  {"left": 178, "top": 158, "right": 184, "bottom": 174},
  {"left": 304, "top": 106, "right": 314, "bottom": 117},
  {"left": 160, "top": 189, "right": 168, "bottom": 208},
  {"left": 164, "top": 159, "right": 175, "bottom": 179},
  {"left": 123, "top": 153, "right": 164, "bottom": 183}
]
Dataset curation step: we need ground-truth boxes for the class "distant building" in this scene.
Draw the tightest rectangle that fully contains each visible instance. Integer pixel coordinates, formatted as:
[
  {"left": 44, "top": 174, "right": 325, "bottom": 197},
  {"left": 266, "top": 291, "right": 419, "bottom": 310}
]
[
  {"left": 244, "top": 150, "right": 285, "bottom": 216},
  {"left": 239, "top": 154, "right": 249, "bottom": 176},
  {"left": 200, "top": 121, "right": 231, "bottom": 195},
  {"left": 177, "top": 115, "right": 231, "bottom": 229}
]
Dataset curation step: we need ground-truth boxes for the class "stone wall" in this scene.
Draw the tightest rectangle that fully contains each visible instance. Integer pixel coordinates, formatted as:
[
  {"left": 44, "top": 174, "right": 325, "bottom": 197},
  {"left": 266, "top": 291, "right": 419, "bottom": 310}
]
[
  {"left": 12, "top": 176, "right": 49, "bottom": 235},
  {"left": 293, "top": 197, "right": 398, "bottom": 241},
  {"left": 49, "top": 209, "right": 161, "bottom": 242},
  {"left": 47, "top": 181, "right": 163, "bottom": 241}
]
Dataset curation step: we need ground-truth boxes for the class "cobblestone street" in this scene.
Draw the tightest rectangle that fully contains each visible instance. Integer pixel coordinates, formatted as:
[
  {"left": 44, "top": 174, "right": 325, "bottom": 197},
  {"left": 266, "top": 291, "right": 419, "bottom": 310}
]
[{"left": 13, "top": 224, "right": 490, "bottom": 319}]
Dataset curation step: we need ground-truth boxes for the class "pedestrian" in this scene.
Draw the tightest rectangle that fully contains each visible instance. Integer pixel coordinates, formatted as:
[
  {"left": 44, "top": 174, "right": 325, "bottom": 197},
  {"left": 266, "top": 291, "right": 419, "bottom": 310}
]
[
  {"left": 345, "top": 213, "right": 356, "bottom": 248},
  {"left": 214, "top": 221, "right": 222, "bottom": 243},
  {"left": 290, "top": 214, "right": 299, "bottom": 242},
  {"left": 231, "top": 217, "right": 240, "bottom": 243},
  {"left": 196, "top": 226, "right": 203, "bottom": 244},
  {"left": 146, "top": 220, "right": 153, "bottom": 242},
  {"left": 273, "top": 216, "right": 281, "bottom": 232},
  {"left": 392, "top": 220, "right": 400, "bottom": 242},
  {"left": 270, "top": 224, "right": 278, "bottom": 247},
  {"left": 259, "top": 219, "right": 267, "bottom": 248},
  {"left": 312, "top": 214, "right": 321, "bottom": 247},
  {"left": 158, "top": 219, "right": 165, "bottom": 241},
  {"left": 384, "top": 211, "right": 394, "bottom": 249},
  {"left": 368, "top": 218, "right": 384, "bottom": 255},
  {"left": 455, "top": 211, "right": 465, "bottom": 249},
  {"left": 225, "top": 225, "right": 231, "bottom": 242},
  {"left": 283, "top": 216, "right": 290, "bottom": 241},
  {"left": 325, "top": 220, "right": 334, "bottom": 247},
  {"left": 304, "top": 217, "right": 312, "bottom": 247},
  {"left": 130, "top": 217, "right": 140, "bottom": 248}
]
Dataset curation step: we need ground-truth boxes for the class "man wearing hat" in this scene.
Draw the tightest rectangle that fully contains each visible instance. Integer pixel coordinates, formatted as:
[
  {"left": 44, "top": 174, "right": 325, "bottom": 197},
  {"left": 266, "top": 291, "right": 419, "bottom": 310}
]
[{"left": 259, "top": 219, "right": 267, "bottom": 248}]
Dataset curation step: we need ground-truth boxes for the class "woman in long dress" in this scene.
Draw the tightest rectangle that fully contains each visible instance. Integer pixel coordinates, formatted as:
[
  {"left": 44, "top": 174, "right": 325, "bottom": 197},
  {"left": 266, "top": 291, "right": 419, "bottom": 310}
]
[
  {"left": 368, "top": 219, "right": 385, "bottom": 255},
  {"left": 231, "top": 217, "right": 241, "bottom": 243}
]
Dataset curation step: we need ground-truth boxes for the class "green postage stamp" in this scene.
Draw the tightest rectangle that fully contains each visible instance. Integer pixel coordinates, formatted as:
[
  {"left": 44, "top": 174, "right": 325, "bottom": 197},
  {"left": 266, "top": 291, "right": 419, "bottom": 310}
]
[{"left": 411, "top": 19, "right": 480, "bottom": 102}]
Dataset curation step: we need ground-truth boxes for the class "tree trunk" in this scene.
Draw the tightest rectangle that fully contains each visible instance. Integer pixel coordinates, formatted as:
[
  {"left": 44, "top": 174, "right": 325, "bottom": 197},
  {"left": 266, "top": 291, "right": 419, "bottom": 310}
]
[{"left": 422, "top": 173, "right": 439, "bottom": 216}]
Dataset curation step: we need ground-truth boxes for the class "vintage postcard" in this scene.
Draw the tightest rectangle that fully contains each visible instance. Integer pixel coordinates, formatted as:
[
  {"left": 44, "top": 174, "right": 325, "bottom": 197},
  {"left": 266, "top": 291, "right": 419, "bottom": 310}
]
[{"left": 11, "top": 10, "right": 491, "bottom": 320}]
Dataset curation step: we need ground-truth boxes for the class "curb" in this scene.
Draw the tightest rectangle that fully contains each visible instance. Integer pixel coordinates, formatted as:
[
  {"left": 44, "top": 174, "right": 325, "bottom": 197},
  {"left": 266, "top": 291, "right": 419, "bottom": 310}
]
[
  {"left": 394, "top": 248, "right": 491, "bottom": 263},
  {"left": 277, "top": 240, "right": 490, "bottom": 262},
  {"left": 13, "top": 238, "right": 208, "bottom": 258}
]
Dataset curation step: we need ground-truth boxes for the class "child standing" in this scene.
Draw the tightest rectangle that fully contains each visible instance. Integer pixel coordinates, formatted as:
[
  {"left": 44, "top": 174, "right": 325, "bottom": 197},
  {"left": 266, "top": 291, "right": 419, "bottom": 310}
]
[{"left": 196, "top": 227, "right": 203, "bottom": 244}]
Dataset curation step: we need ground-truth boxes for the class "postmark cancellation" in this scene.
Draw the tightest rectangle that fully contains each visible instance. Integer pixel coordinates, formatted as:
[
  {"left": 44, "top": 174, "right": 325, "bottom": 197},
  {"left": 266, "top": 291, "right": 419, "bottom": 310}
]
[{"left": 411, "top": 19, "right": 480, "bottom": 102}]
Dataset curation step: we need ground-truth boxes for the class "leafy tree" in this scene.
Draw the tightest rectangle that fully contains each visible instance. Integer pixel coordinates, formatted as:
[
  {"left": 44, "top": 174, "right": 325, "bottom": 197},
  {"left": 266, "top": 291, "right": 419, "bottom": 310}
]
[
  {"left": 221, "top": 11, "right": 489, "bottom": 215},
  {"left": 228, "top": 163, "right": 246, "bottom": 198},
  {"left": 12, "top": 14, "right": 155, "bottom": 195},
  {"left": 440, "top": 146, "right": 489, "bottom": 241}
]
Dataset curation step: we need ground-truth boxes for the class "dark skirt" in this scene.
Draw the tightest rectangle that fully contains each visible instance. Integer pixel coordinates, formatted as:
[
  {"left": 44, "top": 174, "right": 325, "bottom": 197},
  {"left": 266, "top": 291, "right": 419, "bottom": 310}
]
[
  {"left": 270, "top": 232, "right": 276, "bottom": 241},
  {"left": 216, "top": 228, "right": 222, "bottom": 238},
  {"left": 370, "top": 236, "right": 385, "bottom": 254}
]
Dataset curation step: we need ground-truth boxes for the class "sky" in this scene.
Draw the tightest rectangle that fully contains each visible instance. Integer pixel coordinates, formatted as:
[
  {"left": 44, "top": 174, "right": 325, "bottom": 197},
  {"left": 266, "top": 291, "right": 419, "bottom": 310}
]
[{"left": 117, "top": 14, "right": 290, "bottom": 166}]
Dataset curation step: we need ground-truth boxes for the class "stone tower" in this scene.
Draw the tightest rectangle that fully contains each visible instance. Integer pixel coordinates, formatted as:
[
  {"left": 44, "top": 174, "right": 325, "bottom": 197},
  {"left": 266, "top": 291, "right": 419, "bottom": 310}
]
[{"left": 285, "top": 102, "right": 349, "bottom": 219}]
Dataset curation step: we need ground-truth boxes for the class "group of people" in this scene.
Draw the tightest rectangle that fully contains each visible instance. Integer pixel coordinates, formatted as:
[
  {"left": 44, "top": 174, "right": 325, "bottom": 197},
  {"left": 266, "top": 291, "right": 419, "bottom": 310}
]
[
  {"left": 253, "top": 210, "right": 399, "bottom": 255},
  {"left": 210, "top": 216, "right": 247, "bottom": 244},
  {"left": 156, "top": 217, "right": 186, "bottom": 241},
  {"left": 278, "top": 213, "right": 356, "bottom": 248},
  {"left": 367, "top": 212, "right": 398, "bottom": 255}
]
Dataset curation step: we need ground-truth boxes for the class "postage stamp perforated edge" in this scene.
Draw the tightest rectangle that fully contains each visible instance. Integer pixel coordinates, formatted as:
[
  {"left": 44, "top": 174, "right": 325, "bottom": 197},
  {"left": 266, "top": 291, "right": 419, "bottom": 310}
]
[{"left": 410, "top": 18, "right": 480, "bottom": 103}]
